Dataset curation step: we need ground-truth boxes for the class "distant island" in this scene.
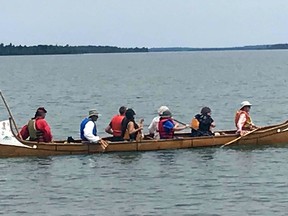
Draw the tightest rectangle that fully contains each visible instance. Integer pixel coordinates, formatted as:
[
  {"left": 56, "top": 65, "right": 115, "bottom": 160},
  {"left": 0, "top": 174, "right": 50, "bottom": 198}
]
[
  {"left": 149, "top": 43, "right": 288, "bottom": 52},
  {"left": 0, "top": 43, "right": 287, "bottom": 56},
  {"left": 0, "top": 43, "right": 148, "bottom": 56}
]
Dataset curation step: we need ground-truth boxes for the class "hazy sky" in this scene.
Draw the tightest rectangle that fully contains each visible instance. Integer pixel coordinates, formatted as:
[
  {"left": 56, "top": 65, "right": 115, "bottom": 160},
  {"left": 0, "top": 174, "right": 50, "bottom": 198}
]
[{"left": 1, "top": 0, "right": 287, "bottom": 48}]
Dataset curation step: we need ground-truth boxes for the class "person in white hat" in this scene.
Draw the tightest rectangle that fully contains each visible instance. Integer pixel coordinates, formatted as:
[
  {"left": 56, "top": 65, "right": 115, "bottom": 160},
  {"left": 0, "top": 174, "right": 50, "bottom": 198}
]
[
  {"left": 80, "top": 109, "right": 101, "bottom": 143},
  {"left": 235, "top": 101, "right": 257, "bottom": 136},
  {"left": 148, "top": 106, "right": 169, "bottom": 139}
]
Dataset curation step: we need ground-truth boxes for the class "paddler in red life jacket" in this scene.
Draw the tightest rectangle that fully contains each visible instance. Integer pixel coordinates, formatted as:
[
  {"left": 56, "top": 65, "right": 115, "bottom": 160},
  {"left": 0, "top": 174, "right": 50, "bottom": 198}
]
[
  {"left": 19, "top": 107, "right": 53, "bottom": 142},
  {"left": 105, "top": 106, "right": 127, "bottom": 141},
  {"left": 158, "top": 110, "right": 188, "bottom": 139},
  {"left": 148, "top": 105, "right": 169, "bottom": 139},
  {"left": 235, "top": 101, "right": 257, "bottom": 136}
]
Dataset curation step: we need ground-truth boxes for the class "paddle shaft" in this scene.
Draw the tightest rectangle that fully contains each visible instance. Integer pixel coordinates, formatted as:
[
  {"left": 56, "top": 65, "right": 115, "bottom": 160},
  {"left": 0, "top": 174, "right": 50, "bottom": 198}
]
[
  {"left": 0, "top": 91, "right": 22, "bottom": 139},
  {"left": 173, "top": 119, "right": 188, "bottom": 126},
  {"left": 221, "top": 128, "right": 259, "bottom": 148}
]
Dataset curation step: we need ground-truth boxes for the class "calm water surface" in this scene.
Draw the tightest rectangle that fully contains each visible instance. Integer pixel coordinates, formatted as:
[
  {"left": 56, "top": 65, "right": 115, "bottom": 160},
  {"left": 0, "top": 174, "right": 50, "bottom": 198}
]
[{"left": 0, "top": 51, "right": 288, "bottom": 215}]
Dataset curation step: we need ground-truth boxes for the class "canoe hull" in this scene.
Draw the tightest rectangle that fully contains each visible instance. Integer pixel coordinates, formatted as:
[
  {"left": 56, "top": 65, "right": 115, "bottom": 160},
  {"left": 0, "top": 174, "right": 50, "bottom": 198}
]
[{"left": 1, "top": 121, "right": 288, "bottom": 158}]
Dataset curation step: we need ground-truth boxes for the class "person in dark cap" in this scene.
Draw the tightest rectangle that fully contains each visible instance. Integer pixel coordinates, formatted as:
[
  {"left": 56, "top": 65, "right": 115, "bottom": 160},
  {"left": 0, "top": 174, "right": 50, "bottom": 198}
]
[
  {"left": 121, "top": 108, "right": 144, "bottom": 141},
  {"left": 105, "top": 106, "right": 127, "bottom": 141},
  {"left": 158, "top": 110, "right": 187, "bottom": 139},
  {"left": 191, "top": 106, "right": 215, "bottom": 137},
  {"left": 19, "top": 107, "right": 53, "bottom": 142}
]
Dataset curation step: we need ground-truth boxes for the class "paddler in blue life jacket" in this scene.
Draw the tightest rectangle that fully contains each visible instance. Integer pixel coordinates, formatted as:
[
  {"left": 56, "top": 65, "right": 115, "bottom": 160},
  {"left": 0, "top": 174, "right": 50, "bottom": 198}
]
[{"left": 80, "top": 109, "right": 101, "bottom": 143}]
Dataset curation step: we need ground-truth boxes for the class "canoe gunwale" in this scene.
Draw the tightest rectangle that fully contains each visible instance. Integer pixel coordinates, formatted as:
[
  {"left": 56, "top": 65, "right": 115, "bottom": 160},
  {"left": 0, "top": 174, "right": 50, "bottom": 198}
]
[{"left": 1, "top": 118, "right": 288, "bottom": 157}]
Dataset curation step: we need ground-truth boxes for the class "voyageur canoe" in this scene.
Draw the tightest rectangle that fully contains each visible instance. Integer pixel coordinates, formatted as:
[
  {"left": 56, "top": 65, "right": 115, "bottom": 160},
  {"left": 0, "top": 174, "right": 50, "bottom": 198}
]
[{"left": 1, "top": 118, "right": 288, "bottom": 158}]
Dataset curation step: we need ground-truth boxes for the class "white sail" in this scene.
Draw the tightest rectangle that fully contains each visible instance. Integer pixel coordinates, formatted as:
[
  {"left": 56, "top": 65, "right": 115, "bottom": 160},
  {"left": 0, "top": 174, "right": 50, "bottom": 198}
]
[{"left": 0, "top": 120, "right": 31, "bottom": 148}]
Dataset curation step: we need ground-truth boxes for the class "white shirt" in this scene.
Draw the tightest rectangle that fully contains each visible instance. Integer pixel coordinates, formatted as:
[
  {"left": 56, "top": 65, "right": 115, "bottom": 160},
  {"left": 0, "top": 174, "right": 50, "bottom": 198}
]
[
  {"left": 83, "top": 121, "right": 100, "bottom": 143},
  {"left": 148, "top": 116, "right": 160, "bottom": 139}
]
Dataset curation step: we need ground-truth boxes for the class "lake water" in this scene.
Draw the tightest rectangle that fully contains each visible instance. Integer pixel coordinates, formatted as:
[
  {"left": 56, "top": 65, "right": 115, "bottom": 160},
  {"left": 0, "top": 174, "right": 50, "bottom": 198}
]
[{"left": 0, "top": 50, "right": 288, "bottom": 215}]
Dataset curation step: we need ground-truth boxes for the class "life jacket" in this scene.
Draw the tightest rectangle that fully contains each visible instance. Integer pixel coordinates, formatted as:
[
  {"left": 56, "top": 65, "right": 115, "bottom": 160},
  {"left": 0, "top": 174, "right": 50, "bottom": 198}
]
[
  {"left": 191, "top": 114, "right": 213, "bottom": 137},
  {"left": 235, "top": 110, "right": 252, "bottom": 130},
  {"left": 158, "top": 117, "right": 174, "bottom": 139},
  {"left": 27, "top": 119, "right": 44, "bottom": 142},
  {"left": 111, "top": 115, "right": 125, "bottom": 137},
  {"left": 190, "top": 117, "right": 199, "bottom": 130},
  {"left": 80, "top": 118, "right": 97, "bottom": 141}
]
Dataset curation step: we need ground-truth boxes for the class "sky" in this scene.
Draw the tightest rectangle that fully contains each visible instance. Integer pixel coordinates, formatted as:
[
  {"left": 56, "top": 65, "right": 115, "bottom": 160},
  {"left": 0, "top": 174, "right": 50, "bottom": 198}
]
[{"left": 1, "top": 0, "right": 287, "bottom": 48}]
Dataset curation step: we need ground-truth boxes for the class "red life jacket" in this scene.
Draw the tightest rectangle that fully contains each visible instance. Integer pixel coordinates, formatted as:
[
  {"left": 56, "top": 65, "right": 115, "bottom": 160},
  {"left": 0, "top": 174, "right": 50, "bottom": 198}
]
[
  {"left": 110, "top": 115, "right": 125, "bottom": 137},
  {"left": 158, "top": 117, "right": 174, "bottom": 139}
]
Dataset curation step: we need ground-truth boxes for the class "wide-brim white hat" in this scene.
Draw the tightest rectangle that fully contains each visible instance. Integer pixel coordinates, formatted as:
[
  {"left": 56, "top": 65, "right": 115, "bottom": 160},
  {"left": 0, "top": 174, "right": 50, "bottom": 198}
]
[{"left": 240, "top": 101, "right": 252, "bottom": 109}]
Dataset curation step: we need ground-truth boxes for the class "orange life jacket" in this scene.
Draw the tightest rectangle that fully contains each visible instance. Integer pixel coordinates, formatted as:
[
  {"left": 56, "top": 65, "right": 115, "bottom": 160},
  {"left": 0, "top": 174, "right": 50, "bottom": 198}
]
[
  {"left": 235, "top": 110, "right": 252, "bottom": 130},
  {"left": 190, "top": 117, "right": 199, "bottom": 130},
  {"left": 110, "top": 115, "right": 125, "bottom": 137}
]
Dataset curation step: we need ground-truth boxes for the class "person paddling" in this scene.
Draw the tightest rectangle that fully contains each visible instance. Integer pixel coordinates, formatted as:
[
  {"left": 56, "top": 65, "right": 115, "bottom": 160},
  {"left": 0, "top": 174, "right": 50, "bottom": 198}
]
[
  {"left": 19, "top": 107, "right": 53, "bottom": 142},
  {"left": 158, "top": 110, "right": 187, "bottom": 139},
  {"left": 235, "top": 101, "right": 257, "bottom": 136},
  {"left": 105, "top": 106, "right": 127, "bottom": 141},
  {"left": 148, "top": 105, "right": 169, "bottom": 139},
  {"left": 121, "top": 108, "right": 143, "bottom": 141},
  {"left": 80, "top": 109, "right": 102, "bottom": 143},
  {"left": 191, "top": 107, "right": 215, "bottom": 137}
]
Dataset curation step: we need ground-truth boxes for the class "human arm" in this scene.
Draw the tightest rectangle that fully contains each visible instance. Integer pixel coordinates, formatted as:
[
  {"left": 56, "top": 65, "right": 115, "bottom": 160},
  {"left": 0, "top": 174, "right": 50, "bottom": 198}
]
[
  {"left": 83, "top": 121, "right": 100, "bottom": 143},
  {"left": 105, "top": 122, "right": 113, "bottom": 135},
  {"left": 127, "top": 121, "right": 143, "bottom": 135},
  {"left": 148, "top": 117, "right": 157, "bottom": 135},
  {"left": 36, "top": 119, "right": 53, "bottom": 142},
  {"left": 172, "top": 121, "right": 188, "bottom": 131},
  {"left": 19, "top": 124, "right": 29, "bottom": 140},
  {"left": 174, "top": 124, "right": 187, "bottom": 131}
]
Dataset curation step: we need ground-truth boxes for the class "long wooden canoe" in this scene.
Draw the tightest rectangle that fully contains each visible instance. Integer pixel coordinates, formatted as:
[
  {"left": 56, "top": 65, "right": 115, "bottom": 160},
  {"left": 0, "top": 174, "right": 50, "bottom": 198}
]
[{"left": 1, "top": 119, "right": 288, "bottom": 158}]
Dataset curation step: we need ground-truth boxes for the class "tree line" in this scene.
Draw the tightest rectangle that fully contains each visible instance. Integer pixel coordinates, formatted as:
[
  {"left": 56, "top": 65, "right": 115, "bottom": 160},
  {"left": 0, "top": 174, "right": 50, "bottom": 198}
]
[
  {"left": 0, "top": 43, "right": 148, "bottom": 56},
  {"left": 149, "top": 43, "right": 288, "bottom": 52}
]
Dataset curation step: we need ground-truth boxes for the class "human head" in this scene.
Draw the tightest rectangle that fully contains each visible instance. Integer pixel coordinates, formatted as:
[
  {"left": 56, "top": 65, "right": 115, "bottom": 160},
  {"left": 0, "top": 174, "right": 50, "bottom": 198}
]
[
  {"left": 201, "top": 107, "right": 211, "bottom": 116},
  {"left": 125, "top": 108, "right": 136, "bottom": 120},
  {"left": 119, "top": 106, "right": 127, "bottom": 115},
  {"left": 35, "top": 107, "right": 47, "bottom": 118},
  {"left": 240, "top": 101, "right": 252, "bottom": 111},
  {"left": 88, "top": 109, "right": 99, "bottom": 121},
  {"left": 158, "top": 106, "right": 169, "bottom": 116},
  {"left": 161, "top": 110, "right": 172, "bottom": 118}
]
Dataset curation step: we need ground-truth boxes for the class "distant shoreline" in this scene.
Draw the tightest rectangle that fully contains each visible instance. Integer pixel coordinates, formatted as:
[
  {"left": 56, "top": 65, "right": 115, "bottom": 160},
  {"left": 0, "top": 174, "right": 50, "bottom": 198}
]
[
  {"left": 149, "top": 43, "right": 288, "bottom": 52},
  {"left": 0, "top": 43, "right": 287, "bottom": 56}
]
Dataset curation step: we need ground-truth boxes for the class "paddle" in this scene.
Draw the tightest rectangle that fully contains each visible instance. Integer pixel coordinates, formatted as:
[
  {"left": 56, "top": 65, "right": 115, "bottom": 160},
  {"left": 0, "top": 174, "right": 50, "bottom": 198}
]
[
  {"left": 0, "top": 91, "right": 22, "bottom": 139},
  {"left": 173, "top": 118, "right": 186, "bottom": 126},
  {"left": 220, "top": 128, "right": 259, "bottom": 148},
  {"left": 99, "top": 139, "right": 109, "bottom": 150}
]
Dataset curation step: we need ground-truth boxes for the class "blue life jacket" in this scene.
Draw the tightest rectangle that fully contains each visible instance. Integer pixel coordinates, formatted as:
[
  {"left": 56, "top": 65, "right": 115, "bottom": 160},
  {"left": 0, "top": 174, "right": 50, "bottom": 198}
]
[{"left": 80, "top": 118, "right": 97, "bottom": 140}]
